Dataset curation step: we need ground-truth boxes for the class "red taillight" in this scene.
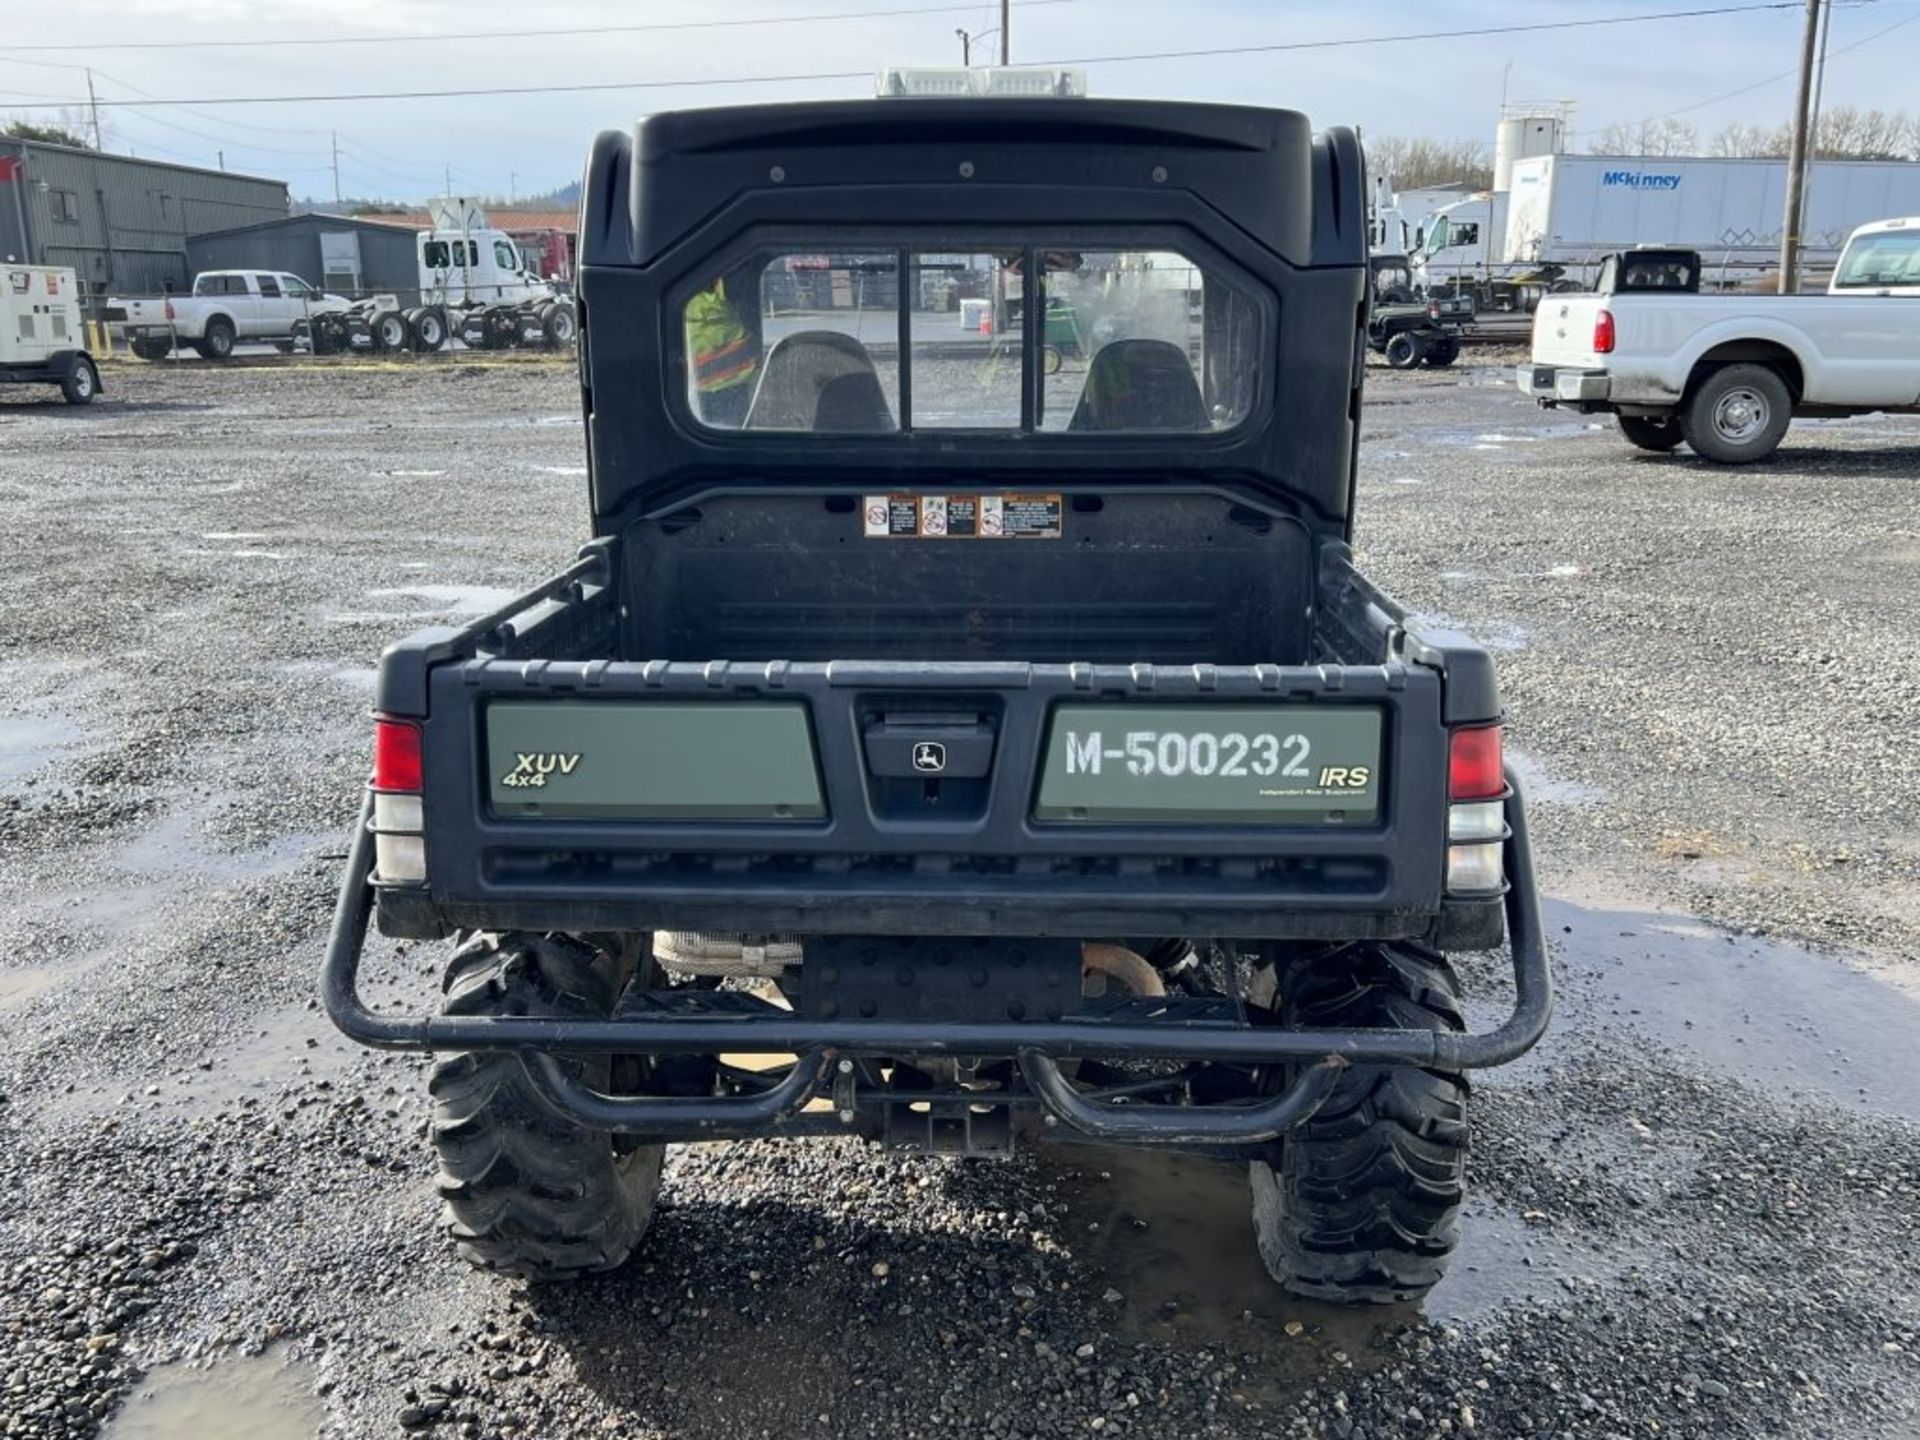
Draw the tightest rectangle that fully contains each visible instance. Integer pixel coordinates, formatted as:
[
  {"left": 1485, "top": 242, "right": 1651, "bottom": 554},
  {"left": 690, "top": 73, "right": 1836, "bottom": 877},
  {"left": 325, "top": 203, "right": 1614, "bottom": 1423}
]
[
  {"left": 373, "top": 717, "right": 423, "bottom": 792},
  {"left": 1448, "top": 725, "right": 1505, "bottom": 801},
  {"left": 1592, "top": 308, "right": 1615, "bottom": 354}
]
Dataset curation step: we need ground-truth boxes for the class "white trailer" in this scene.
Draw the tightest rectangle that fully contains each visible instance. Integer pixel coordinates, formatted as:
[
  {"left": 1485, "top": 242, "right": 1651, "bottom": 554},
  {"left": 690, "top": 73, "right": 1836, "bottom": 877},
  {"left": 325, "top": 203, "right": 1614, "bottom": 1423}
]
[
  {"left": 1414, "top": 154, "right": 1920, "bottom": 306},
  {"left": 1506, "top": 153, "right": 1920, "bottom": 274},
  {"left": 1, "top": 264, "right": 98, "bottom": 404}
]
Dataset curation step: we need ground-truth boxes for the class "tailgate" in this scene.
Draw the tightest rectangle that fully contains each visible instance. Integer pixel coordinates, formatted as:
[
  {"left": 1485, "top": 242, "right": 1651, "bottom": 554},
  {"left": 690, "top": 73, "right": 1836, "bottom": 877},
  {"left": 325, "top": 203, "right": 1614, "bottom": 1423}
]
[
  {"left": 407, "top": 659, "right": 1452, "bottom": 940},
  {"left": 1529, "top": 294, "right": 1608, "bottom": 369}
]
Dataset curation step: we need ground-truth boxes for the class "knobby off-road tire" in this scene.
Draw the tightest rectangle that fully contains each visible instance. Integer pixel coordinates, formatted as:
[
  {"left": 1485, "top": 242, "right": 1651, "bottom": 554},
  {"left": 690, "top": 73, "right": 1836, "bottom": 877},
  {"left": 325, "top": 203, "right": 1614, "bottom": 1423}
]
[
  {"left": 1383, "top": 332, "right": 1425, "bottom": 370},
  {"left": 429, "top": 931, "right": 665, "bottom": 1280},
  {"left": 1618, "top": 413, "right": 1684, "bottom": 452},
  {"left": 1249, "top": 941, "right": 1468, "bottom": 1304}
]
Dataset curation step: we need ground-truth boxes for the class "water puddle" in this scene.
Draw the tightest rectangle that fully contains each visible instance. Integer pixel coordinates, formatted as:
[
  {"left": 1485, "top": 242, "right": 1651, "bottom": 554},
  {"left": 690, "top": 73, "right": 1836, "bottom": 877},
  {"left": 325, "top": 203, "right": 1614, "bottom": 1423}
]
[
  {"left": 1431, "top": 1206, "right": 1641, "bottom": 1323},
  {"left": 1408, "top": 610, "right": 1531, "bottom": 651},
  {"left": 113, "top": 800, "right": 328, "bottom": 886},
  {"left": 277, "top": 660, "right": 376, "bottom": 691},
  {"left": 1508, "top": 747, "right": 1606, "bottom": 807},
  {"left": 0, "top": 712, "right": 86, "bottom": 787},
  {"left": 0, "top": 966, "right": 63, "bottom": 1009},
  {"left": 1553, "top": 899, "right": 1920, "bottom": 1125},
  {"left": 1040, "top": 1144, "right": 1403, "bottom": 1374},
  {"left": 365, "top": 584, "right": 517, "bottom": 616},
  {"left": 103, "top": 1353, "right": 321, "bottom": 1440}
]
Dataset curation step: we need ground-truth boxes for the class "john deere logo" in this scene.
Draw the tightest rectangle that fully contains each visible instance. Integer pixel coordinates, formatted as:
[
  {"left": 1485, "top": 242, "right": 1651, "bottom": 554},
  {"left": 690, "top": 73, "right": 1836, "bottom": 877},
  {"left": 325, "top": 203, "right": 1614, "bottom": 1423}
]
[{"left": 911, "top": 742, "right": 947, "bottom": 773}]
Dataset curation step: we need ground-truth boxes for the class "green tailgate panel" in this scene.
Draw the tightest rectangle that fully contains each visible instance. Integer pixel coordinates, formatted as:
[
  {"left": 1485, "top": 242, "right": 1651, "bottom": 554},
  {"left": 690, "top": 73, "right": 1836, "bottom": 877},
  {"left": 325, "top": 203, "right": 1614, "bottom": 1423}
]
[
  {"left": 486, "top": 701, "right": 825, "bottom": 820},
  {"left": 1035, "top": 705, "right": 1383, "bottom": 824}
]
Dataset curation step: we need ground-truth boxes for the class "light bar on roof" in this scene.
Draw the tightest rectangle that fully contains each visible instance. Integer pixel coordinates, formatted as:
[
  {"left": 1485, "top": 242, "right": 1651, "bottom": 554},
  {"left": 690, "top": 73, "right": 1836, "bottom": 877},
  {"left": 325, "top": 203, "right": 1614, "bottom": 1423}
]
[{"left": 877, "top": 67, "right": 1088, "bottom": 99}]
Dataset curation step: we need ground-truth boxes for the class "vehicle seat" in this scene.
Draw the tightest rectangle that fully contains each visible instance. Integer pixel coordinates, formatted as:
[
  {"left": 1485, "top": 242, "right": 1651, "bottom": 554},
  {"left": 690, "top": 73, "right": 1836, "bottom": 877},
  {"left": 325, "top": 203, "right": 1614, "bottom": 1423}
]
[
  {"left": 1067, "top": 339, "right": 1209, "bottom": 432},
  {"left": 744, "top": 331, "right": 895, "bottom": 433}
]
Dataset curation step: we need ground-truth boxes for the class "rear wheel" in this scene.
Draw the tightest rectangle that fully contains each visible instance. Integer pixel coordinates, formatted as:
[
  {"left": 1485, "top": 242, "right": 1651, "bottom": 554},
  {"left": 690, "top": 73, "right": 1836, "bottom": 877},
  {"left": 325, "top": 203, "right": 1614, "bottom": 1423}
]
[
  {"left": 1384, "top": 332, "right": 1425, "bottom": 370},
  {"left": 542, "top": 302, "right": 577, "bottom": 349},
  {"left": 130, "top": 338, "right": 172, "bottom": 362},
  {"left": 1679, "top": 363, "right": 1792, "bottom": 464},
  {"left": 195, "top": 317, "right": 236, "bottom": 361},
  {"left": 429, "top": 932, "right": 664, "bottom": 1280},
  {"left": 61, "top": 356, "right": 99, "bottom": 405},
  {"left": 1249, "top": 941, "right": 1468, "bottom": 1303},
  {"left": 1618, "top": 413, "right": 1684, "bottom": 452},
  {"left": 370, "top": 310, "right": 409, "bottom": 353},
  {"left": 1422, "top": 335, "right": 1460, "bottom": 368},
  {"left": 408, "top": 307, "right": 447, "bottom": 353}
]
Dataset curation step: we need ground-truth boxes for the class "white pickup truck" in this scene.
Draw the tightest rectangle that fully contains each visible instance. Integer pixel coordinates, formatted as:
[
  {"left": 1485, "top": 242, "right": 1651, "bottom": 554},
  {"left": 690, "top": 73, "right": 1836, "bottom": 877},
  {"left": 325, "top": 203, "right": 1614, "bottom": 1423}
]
[
  {"left": 1519, "top": 218, "right": 1920, "bottom": 463},
  {"left": 108, "top": 270, "right": 351, "bottom": 361}
]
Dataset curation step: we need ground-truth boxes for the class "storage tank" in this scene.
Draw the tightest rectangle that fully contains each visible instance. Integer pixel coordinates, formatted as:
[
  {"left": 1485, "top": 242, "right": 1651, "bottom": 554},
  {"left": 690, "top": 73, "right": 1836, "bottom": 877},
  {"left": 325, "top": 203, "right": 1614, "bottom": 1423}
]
[{"left": 1494, "top": 108, "right": 1567, "bottom": 193}]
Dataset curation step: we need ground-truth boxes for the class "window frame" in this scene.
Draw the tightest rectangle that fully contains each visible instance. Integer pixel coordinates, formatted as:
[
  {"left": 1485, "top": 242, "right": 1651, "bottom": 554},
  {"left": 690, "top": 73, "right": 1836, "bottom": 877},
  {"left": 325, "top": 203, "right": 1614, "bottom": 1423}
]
[
  {"left": 668, "top": 225, "right": 1273, "bottom": 444},
  {"left": 50, "top": 188, "right": 80, "bottom": 224},
  {"left": 1833, "top": 230, "right": 1920, "bottom": 288}
]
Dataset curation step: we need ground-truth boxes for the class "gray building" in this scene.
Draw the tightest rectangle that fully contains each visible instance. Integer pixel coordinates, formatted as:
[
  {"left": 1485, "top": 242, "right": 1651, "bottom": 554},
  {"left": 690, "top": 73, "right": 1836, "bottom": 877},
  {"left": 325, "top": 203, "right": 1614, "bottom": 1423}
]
[
  {"left": 0, "top": 139, "right": 288, "bottom": 299},
  {"left": 185, "top": 213, "right": 422, "bottom": 301}
]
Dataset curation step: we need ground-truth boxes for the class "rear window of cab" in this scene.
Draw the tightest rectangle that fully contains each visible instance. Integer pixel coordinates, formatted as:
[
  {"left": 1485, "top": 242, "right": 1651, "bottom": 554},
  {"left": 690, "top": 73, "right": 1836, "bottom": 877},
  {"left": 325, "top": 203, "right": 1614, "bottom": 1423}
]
[{"left": 680, "top": 244, "right": 1265, "bottom": 436}]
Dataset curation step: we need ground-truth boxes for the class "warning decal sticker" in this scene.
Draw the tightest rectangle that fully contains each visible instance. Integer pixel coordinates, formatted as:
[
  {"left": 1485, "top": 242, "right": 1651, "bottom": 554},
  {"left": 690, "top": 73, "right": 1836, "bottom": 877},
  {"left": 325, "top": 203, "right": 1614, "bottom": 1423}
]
[{"left": 861, "top": 493, "right": 1063, "bottom": 540}]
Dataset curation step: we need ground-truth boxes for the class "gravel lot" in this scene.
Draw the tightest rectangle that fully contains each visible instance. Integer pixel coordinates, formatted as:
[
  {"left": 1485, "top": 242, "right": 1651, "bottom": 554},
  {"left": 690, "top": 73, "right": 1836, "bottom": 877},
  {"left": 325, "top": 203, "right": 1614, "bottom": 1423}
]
[{"left": 1, "top": 357, "right": 1917, "bottom": 1439}]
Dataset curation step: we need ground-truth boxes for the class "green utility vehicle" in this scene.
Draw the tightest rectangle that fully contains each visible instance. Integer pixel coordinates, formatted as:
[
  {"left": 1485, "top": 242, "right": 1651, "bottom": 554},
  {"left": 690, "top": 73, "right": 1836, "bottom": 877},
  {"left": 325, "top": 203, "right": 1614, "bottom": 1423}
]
[{"left": 326, "top": 78, "right": 1550, "bottom": 1306}]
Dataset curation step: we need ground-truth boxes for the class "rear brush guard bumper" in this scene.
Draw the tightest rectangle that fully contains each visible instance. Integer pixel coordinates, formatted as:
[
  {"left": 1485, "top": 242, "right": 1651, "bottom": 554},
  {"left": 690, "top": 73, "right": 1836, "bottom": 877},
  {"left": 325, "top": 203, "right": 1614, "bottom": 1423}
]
[{"left": 322, "top": 769, "right": 1551, "bottom": 1146}]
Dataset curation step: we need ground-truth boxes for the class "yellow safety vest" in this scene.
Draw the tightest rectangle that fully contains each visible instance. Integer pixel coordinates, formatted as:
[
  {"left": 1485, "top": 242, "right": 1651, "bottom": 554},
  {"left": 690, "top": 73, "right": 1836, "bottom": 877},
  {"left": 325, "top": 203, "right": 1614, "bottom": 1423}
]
[{"left": 686, "top": 281, "right": 757, "bottom": 393}]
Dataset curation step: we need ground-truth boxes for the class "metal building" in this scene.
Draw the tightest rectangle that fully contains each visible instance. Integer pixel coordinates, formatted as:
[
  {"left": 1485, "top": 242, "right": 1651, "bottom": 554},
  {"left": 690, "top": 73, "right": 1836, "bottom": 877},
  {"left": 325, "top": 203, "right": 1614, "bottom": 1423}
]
[
  {"left": 0, "top": 139, "right": 288, "bottom": 299},
  {"left": 186, "top": 214, "right": 422, "bottom": 300}
]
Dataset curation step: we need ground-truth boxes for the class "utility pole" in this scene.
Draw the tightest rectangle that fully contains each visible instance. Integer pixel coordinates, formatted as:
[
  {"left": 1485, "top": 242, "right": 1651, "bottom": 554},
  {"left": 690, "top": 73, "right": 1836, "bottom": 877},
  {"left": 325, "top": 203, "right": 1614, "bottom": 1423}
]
[
  {"left": 999, "top": 0, "right": 1010, "bottom": 64},
  {"left": 956, "top": 27, "right": 970, "bottom": 65},
  {"left": 509, "top": 171, "right": 517, "bottom": 204},
  {"left": 1778, "top": 0, "right": 1821, "bottom": 294},
  {"left": 85, "top": 69, "right": 103, "bottom": 150},
  {"left": 217, "top": 150, "right": 225, "bottom": 172},
  {"left": 444, "top": 163, "right": 453, "bottom": 199},
  {"left": 1807, "top": 0, "right": 1834, "bottom": 162},
  {"left": 331, "top": 131, "right": 342, "bottom": 205}
]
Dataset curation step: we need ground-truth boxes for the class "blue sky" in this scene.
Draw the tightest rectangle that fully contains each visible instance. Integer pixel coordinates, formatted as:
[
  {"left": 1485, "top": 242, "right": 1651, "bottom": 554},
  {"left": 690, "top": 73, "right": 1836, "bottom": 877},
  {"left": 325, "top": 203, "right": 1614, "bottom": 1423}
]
[{"left": 1, "top": 0, "right": 1913, "bottom": 200}]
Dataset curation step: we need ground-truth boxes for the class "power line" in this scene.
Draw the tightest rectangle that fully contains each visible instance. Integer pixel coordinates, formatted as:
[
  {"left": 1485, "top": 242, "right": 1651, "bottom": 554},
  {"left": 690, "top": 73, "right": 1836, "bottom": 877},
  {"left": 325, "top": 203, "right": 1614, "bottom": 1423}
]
[
  {"left": 2, "top": 69, "right": 869, "bottom": 110},
  {"left": 4, "top": 0, "right": 1080, "bottom": 54},
  {"left": 1588, "top": 5, "right": 1919, "bottom": 134},
  {"left": 1045, "top": 2, "right": 1809, "bottom": 67},
  {"left": 0, "top": 3, "right": 1817, "bottom": 112}
]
